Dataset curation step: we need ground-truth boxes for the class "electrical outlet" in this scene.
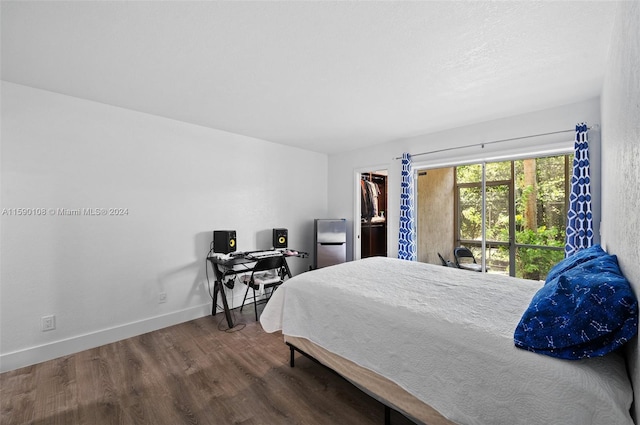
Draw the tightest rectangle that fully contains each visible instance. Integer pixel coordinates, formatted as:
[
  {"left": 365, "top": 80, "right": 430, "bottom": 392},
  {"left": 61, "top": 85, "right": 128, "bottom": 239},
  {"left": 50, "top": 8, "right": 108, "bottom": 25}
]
[
  {"left": 158, "top": 292, "right": 167, "bottom": 304},
  {"left": 41, "top": 315, "right": 56, "bottom": 331}
]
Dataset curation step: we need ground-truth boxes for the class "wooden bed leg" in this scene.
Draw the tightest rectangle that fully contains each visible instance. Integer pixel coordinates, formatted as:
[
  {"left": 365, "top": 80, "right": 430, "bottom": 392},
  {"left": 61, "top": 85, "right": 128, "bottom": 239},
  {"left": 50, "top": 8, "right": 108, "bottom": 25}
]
[{"left": 384, "top": 405, "right": 391, "bottom": 425}]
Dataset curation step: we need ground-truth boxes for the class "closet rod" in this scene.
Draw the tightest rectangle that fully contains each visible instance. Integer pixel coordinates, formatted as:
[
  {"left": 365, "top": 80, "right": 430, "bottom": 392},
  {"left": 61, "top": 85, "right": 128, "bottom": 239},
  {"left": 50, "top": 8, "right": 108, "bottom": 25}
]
[{"left": 394, "top": 125, "right": 597, "bottom": 160}]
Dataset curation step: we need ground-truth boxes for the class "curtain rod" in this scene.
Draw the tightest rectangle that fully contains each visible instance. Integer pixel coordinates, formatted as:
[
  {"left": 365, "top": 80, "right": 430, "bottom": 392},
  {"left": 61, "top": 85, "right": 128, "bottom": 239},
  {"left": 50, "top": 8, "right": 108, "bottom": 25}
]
[{"left": 394, "top": 125, "right": 598, "bottom": 160}]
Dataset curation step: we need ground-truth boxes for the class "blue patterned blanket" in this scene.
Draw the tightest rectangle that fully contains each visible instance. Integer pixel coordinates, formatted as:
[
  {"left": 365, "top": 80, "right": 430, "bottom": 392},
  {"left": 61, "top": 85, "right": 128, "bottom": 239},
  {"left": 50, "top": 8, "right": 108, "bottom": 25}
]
[{"left": 514, "top": 245, "right": 638, "bottom": 359}]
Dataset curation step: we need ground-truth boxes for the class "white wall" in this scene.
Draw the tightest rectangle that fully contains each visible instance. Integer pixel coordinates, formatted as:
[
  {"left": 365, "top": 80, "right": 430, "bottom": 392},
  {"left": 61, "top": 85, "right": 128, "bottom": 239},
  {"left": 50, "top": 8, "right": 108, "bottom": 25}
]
[
  {"left": 0, "top": 82, "right": 328, "bottom": 372},
  {"left": 600, "top": 1, "right": 640, "bottom": 421},
  {"left": 328, "top": 98, "right": 602, "bottom": 261}
]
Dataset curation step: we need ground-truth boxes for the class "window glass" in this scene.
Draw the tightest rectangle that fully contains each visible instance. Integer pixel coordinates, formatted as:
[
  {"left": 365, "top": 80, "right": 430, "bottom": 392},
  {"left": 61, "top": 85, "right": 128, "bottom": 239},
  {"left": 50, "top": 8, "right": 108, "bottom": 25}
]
[
  {"left": 456, "top": 164, "right": 482, "bottom": 184},
  {"left": 485, "top": 161, "right": 511, "bottom": 182},
  {"left": 515, "top": 246, "right": 565, "bottom": 281},
  {"left": 535, "top": 156, "right": 568, "bottom": 231},
  {"left": 458, "top": 186, "right": 481, "bottom": 240},
  {"left": 513, "top": 156, "right": 567, "bottom": 247},
  {"left": 454, "top": 154, "right": 570, "bottom": 280},
  {"left": 486, "top": 185, "right": 509, "bottom": 243},
  {"left": 485, "top": 244, "right": 508, "bottom": 275}
]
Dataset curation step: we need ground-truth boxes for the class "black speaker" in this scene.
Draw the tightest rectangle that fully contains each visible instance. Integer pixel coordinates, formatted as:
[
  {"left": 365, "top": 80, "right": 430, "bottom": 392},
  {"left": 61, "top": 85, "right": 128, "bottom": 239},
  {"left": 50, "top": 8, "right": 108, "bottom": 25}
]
[
  {"left": 273, "top": 228, "right": 288, "bottom": 249},
  {"left": 213, "top": 230, "right": 236, "bottom": 254}
]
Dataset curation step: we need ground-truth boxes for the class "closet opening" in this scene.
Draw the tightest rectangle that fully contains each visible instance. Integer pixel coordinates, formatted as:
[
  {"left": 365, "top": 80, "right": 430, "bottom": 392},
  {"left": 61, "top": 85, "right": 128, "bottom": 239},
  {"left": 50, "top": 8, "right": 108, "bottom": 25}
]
[{"left": 359, "top": 170, "right": 388, "bottom": 259}]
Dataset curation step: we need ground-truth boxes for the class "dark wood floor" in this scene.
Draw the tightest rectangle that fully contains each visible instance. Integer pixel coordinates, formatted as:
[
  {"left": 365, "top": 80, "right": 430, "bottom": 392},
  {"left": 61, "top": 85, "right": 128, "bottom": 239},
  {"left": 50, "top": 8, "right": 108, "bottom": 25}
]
[{"left": 1, "top": 307, "right": 415, "bottom": 425}]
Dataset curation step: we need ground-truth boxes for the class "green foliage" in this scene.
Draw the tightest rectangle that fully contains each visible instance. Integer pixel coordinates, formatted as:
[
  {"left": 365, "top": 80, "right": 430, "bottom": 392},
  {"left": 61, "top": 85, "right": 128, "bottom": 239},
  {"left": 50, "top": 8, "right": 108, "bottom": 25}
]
[
  {"left": 456, "top": 155, "right": 570, "bottom": 281},
  {"left": 456, "top": 164, "right": 482, "bottom": 183},
  {"left": 459, "top": 186, "right": 482, "bottom": 239},
  {"left": 499, "top": 224, "right": 565, "bottom": 280}
]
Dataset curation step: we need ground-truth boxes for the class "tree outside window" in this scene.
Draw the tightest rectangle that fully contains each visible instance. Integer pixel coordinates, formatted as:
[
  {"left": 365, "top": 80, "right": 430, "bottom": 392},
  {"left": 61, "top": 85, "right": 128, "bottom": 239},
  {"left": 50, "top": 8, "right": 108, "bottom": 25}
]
[{"left": 455, "top": 154, "right": 570, "bottom": 280}]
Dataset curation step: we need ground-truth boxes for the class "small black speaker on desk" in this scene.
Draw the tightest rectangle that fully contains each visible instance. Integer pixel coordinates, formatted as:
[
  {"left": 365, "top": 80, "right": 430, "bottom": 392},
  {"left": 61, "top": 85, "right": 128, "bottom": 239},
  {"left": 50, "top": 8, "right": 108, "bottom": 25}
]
[
  {"left": 273, "top": 228, "right": 288, "bottom": 249},
  {"left": 213, "top": 230, "right": 236, "bottom": 254}
]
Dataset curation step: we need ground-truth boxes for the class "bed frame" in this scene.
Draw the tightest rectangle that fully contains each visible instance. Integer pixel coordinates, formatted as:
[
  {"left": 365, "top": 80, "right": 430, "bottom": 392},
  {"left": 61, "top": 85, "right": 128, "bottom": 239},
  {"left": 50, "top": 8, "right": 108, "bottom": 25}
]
[
  {"left": 285, "top": 335, "right": 455, "bottom": 425},
  {"left": 262, "top": 257, "right": 636, "bottom": 425}
]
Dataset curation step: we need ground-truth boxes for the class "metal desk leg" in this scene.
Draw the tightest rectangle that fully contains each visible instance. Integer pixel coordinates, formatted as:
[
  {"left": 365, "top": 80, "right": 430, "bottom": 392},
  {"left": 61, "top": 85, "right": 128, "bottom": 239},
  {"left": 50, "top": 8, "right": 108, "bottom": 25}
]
[
  {"left": 219, "top": 280, "right": 234, "bottom": 328},
  {"left": 212, "top": 279, "right": 234, "bottom": 328},
  {"left": 282, "top": 256, "right": 293, "bottom": 278},
  {"left": 212, "top": 280, "right": 219, "bottom": 315}
]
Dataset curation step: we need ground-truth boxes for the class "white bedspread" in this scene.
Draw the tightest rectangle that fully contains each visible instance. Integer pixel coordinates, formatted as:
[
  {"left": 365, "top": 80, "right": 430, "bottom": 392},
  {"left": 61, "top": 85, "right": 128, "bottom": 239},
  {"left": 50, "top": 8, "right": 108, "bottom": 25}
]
[{"left": 261, "top": 257, "right": 634, "bottom": 425}]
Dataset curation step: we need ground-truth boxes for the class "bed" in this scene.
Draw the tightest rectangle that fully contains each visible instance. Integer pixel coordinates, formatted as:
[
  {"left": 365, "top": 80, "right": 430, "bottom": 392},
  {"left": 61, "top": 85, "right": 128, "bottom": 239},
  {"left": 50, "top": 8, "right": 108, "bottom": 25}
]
[{"left": 260, "top": 256, "right": 637, "bottom": 425}]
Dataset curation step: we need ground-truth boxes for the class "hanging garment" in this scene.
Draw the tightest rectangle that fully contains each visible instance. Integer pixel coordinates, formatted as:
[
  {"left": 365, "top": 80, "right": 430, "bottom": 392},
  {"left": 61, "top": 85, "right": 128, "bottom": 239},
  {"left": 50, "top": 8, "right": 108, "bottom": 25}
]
[
  {"left": 361, "top": 179, "right": 372, "bottom": 220},
  {"left": 366, "top": 180, "right": 380, "bottom": 217}
]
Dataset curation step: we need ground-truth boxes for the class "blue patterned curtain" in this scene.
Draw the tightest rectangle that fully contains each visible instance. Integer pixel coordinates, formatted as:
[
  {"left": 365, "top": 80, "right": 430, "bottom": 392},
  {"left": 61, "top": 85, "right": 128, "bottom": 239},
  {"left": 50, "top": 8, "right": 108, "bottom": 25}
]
[
  {"left": 565, "top": 123, "right": 593, "bottom": 257},
  {"left": 398, "top": 152, "right": 416, "bottom": 260}
]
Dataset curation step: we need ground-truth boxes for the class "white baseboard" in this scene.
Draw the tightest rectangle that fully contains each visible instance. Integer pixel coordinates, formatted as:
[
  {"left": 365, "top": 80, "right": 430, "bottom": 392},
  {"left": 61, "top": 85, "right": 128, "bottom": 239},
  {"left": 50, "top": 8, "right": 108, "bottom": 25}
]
[
  {"left": 1, "top": 303, "right": 211, "bottom": 372},
  {"left": 0, "top": 283, "right": 264, "bottom": 373}
]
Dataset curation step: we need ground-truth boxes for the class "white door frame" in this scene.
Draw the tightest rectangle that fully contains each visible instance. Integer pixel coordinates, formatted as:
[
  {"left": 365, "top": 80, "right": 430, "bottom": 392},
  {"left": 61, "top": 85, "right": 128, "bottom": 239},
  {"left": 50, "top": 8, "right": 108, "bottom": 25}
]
[{"left": 353, "top": 164, "right": 389, "bottom": 260}]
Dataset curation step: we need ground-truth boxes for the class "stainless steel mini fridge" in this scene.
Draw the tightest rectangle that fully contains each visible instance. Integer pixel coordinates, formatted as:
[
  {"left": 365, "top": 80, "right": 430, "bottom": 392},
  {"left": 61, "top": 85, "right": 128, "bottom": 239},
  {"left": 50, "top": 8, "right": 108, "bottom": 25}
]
[{"left": 314, "top": 219, "right": 347, "bottom": 269}]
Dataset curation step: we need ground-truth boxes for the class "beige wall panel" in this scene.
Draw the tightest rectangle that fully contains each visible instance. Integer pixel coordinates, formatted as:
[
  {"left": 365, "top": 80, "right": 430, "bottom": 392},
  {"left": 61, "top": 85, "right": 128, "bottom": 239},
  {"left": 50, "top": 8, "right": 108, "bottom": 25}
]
[{"left": 417, "top": 168, "right": 455, "bottom": 265}]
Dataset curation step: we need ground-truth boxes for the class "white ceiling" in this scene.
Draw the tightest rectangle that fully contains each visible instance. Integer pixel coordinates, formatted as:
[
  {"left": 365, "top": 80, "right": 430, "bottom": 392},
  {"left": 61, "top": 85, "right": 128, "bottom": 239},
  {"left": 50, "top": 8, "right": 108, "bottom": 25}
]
[{"left": 1, "top": 1, "right": 619, "bottom": 155}]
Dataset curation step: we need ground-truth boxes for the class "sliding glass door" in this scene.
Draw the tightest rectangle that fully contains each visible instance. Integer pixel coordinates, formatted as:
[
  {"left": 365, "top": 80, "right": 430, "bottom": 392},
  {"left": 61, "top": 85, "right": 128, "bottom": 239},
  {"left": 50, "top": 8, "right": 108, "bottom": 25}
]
[
  {"left": 451, "top": 154, "right": 570, "bottom": 279},
  {"left": 418, "top": 155, "right": 572, "bottom": 280},
  {"left": 456, "top": 162, "right": 514, "bottom": 274}
]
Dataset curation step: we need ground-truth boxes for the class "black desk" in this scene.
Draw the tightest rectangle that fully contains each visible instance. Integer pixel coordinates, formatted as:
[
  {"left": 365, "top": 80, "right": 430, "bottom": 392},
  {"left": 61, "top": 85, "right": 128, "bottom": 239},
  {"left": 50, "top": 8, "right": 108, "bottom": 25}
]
[{"left": 207, "top": 250, "right": 307, "bottom": 328}]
